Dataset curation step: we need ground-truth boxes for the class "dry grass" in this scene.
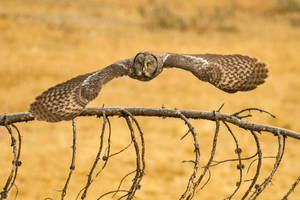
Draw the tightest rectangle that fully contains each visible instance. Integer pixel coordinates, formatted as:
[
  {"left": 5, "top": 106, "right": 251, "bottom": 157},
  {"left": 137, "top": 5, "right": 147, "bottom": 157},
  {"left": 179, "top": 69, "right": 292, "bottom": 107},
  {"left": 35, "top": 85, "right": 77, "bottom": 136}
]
[{"left": 1, "top": 0, "right": 300, "bottom": 199}]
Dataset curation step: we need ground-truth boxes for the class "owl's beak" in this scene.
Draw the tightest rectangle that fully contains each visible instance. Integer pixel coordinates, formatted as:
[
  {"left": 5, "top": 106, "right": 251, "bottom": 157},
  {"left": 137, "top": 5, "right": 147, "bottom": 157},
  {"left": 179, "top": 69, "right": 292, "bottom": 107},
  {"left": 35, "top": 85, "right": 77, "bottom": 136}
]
[{"left": 142, "top": 64, "right": 147, "bottom": 73}]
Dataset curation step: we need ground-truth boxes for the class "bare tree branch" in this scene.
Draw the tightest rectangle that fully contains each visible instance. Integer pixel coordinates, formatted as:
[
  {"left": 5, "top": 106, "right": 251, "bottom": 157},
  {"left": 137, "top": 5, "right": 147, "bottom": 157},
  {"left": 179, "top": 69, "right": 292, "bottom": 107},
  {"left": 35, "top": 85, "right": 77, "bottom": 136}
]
[
  {"left": 241, "top": 131, "right": 262, "bottom": 200},
  {"left": 1, "top": 107, "right": 299, "bottom": 140},
  {"left": 282, "top": 176, "right": 300, "bottom": 200},
  {"left": 249, "top": 132, "right": 285, "bottom": 199},
  {"left": 0, "top": 124, "right": 22, "bottom": 200},
  {"left": 121, "top": 110, "right": 146, "bottom": 200},
  {"left": 193, "top": 117, "right": 220, "bottom": 197},
  {"left": 80, "top": 113, "right": 107, "bottom": 200},
  {"left": 223, "top": 121, "right": 243, "bottom": 200},
  {"left": 1, "top": 106, "right": 300, "bottom": 200},
  {"left": 177, "top": 112, "right": 200, "bottom": 200},
  {"left": 61, "top": 119, "right": 77, "bottom": 200}
]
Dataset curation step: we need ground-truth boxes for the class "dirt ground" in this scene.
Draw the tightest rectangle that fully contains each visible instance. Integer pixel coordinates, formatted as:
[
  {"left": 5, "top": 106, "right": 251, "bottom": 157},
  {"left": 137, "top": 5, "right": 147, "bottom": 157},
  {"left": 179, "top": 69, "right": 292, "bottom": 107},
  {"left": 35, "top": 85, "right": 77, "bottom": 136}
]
[{"left": 0, "top": 0, "right": 300, "bottom": 199}]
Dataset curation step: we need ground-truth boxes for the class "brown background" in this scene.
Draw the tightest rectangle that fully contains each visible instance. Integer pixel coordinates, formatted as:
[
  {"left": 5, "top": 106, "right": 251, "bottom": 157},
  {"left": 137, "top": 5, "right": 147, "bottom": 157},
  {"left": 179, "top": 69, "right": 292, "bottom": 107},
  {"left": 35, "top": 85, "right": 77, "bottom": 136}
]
[{"left": 0, "top": 0, "right": 300, "bottom": 199}]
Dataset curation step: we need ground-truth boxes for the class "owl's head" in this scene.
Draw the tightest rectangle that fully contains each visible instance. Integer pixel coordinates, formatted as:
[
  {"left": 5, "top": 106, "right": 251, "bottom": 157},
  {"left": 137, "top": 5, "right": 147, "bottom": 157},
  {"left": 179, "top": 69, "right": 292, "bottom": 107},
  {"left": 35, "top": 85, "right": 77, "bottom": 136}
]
[{"left": 129, "top": 52, "right": 162, "bottom": 81}]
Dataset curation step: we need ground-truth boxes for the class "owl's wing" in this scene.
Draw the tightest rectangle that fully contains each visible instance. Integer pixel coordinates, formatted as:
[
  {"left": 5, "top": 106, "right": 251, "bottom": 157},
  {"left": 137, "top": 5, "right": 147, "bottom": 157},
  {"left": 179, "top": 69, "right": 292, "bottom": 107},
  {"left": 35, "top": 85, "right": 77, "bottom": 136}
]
[
  {"left": 29, "top": 59, "right": 132, "bottom": 122},
  {"left": 161, "top": 53, "right": 268, "bottom": 93}
]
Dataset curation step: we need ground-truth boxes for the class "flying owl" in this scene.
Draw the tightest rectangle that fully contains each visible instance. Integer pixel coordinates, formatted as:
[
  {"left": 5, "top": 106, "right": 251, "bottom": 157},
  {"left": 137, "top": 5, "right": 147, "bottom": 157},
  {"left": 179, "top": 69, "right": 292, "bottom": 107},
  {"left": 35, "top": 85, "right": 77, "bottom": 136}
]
[{"left": 29, "top": 52, "right": 268, "bottom": 122}]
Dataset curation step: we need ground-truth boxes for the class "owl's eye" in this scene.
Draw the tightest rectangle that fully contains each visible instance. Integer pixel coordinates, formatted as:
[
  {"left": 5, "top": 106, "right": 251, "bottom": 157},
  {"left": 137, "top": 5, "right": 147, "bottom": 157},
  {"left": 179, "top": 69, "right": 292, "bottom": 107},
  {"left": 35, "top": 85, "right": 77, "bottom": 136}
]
[{"left": 147, "top": 62, "right": 152, "bottom": 67}]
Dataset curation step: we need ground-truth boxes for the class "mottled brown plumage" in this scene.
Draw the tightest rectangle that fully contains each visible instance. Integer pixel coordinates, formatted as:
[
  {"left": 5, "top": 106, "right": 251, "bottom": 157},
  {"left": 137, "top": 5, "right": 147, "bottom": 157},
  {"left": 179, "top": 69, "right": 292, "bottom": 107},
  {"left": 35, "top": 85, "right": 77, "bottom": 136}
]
[
  {"left": 163, "top": 53, "right": 268, "bottom": 93},
  {"left": 29, "top": 52, "right": 268, "bottom": 122},
  {"left": 30, "top": 63, "right": 129, "bottom": 122}
]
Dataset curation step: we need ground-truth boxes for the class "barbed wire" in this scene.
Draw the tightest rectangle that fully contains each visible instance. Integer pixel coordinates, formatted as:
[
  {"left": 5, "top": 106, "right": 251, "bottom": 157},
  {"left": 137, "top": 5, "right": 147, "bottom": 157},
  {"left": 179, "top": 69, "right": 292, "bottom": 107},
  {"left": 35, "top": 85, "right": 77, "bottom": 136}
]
[{"left": 0, "top": 106, "right": 300, "bottom": 200}]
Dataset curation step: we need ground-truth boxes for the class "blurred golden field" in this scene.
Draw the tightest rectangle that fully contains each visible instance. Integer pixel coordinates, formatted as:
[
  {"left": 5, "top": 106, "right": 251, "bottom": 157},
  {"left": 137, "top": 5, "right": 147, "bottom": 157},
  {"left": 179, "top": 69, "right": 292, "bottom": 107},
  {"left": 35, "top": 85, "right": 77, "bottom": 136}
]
[{"left": 1, "top": 0, "right": 300, "bottom": 199}]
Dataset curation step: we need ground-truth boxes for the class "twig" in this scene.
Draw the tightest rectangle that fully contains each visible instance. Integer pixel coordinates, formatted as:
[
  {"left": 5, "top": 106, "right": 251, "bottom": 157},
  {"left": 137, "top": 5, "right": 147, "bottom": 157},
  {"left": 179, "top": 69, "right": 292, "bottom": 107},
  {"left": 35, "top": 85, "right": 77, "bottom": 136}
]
[
  {"left": 108, "top": 138, "right": 135, "bottom": 158},
  {"left": 200, "top": 168, "right": 211, "bottom": 190},
  {"left": 193, "top": 116, "right": 220, "bottom": 198},
  {"left": 178, "top": 112, "right": 200, "bottom": 199},
  {"left": 61, "top": 119, "right": 77, "bottom": 200},
  {"left": 210, "top": 153, "right": 258, "bottom": 167},
  {"left": 223, "top": 121, "right": 243, "bottom": 200},
  {"left": 1, "top": 124, "right": 22, "bottom": 200},
  {"left": 246, "top": 156, "right": 277, "bottom": 175},
  {"left": 12, "top": 184, "right": 18, "bottom": 200},
  {"left": 177, "top": 112, "right": 200, "bottom": 200},
  {"left": 8, "top": 124, "right": 22, "bottom": 193},
  {"left": 241, "top": 131, "right": 262, "bottom": 200},
  {"left": 122, "top": 112, "right": 144, "bottom": 200},
  {"left": 97, "top": 190, "right": 129, "bottom": 200},
  {"left": 80, "top": 113, "right": 107, "bottom": 200},
  {"left": 95, "top": 117, "right": 112, "bottom": 178},
  {"left": 112, "top": 170, "right": 137, "bottom": 198},
  {"left": 123, "top": 111, "right": 146, "bottom": 176},
  {"left": 249, "top": 132, "right": 285, "bottom": 199},
  {"left": 282, "top": 176, "right": 300, "bottom": 200},
  {"left": 233, "top": 108, "right": 276, "bottom": 119},
  {"left": 95, "top": 110, "right": 146, "bottom": 200}
]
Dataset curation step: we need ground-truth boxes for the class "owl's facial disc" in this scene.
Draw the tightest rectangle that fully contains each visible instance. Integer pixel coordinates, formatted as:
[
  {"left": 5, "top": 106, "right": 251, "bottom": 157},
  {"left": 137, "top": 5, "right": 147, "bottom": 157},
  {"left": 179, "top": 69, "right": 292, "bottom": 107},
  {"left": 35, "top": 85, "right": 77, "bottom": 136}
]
[{"left": 130, "top": 52, "right": 158, "bottom": 81}]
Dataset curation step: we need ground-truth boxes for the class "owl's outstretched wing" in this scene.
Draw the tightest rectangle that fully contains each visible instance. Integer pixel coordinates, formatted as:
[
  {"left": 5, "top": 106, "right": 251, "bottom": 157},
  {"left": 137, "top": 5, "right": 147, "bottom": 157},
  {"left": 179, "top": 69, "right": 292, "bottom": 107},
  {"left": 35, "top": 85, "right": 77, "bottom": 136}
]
[
  {"left": 161, "top": 53, "right": 268, "bottom": 93},
  {"left": 29, "top": 59, "right": 132, "bottom": 122}
]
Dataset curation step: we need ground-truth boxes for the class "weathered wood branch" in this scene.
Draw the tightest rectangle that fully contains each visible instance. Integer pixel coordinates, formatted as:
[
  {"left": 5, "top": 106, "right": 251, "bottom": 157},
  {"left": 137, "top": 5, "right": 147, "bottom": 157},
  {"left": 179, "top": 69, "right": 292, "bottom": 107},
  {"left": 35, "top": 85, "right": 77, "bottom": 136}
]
[
  {"left": 1, "top": 106, "right": 300, "bottom": 140},
  {"left": 1, "top": 106, "right": 300, "bottom": 200}
]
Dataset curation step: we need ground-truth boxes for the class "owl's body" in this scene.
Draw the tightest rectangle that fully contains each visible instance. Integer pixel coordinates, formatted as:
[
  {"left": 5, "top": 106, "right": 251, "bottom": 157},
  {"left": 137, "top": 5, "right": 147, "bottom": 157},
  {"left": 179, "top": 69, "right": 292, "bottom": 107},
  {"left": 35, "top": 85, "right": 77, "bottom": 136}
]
[{"left": 29, "top": 52, "right": 268, "bottom": 122}]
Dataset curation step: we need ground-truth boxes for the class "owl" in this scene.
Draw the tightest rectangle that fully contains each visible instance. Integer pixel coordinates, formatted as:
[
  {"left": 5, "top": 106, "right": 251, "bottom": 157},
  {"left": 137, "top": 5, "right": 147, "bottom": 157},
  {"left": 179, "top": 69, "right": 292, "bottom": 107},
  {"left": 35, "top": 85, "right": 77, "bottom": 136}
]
[{"left": 29, "top": 52, "right": 268, "bottom": 122}]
